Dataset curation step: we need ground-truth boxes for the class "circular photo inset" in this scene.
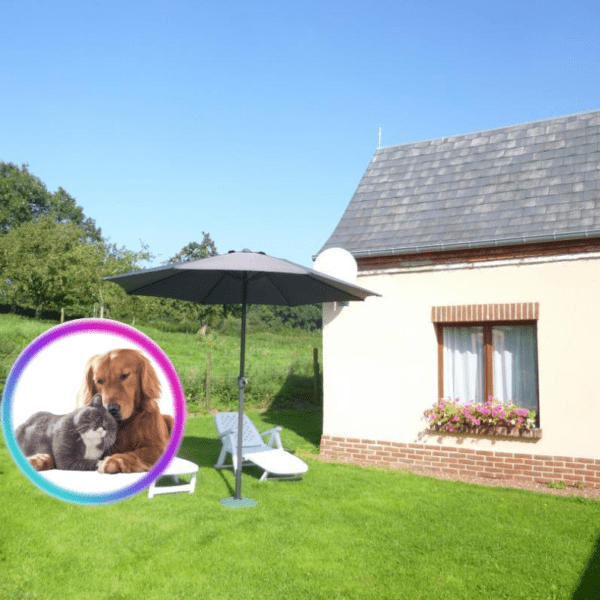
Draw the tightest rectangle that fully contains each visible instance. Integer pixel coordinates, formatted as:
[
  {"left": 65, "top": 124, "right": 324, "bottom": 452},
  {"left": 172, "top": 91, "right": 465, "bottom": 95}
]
[{"left": 1, "top": 318, "right": 186, "bottom": 505}]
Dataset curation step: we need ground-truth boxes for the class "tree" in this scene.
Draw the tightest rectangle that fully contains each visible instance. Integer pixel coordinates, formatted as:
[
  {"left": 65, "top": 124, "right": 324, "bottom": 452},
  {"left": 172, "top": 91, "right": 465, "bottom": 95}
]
[
  {"left": 166, "top": 233, "right": 217, "bottom": 264},
  {"left": 102, "top": 240, "right": 154, "bottom": 275},
  {"left": 246, "top": 304, "right": 322, "bottom": 332},
  {"left": 0, "top": 162, "right": 161, "bottom": 320},
  {"left": 50, "top": 186, "right": 102, "bottom": 243},
  {"left": 269, "top": 304, "right": 322, "bottom": 331},
  {"left": 97, "top": 242, "right": 155, "bottom": 320},
  {"left": 0, "top": 162, "right": 102, "bottom": 242},
  {"left": 0, "top": 217, "right": 104, "bottom": 316}
]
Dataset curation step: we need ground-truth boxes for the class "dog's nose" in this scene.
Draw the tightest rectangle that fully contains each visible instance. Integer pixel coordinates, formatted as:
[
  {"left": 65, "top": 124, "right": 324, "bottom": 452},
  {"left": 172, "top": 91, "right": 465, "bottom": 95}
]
[{"left": 105, "top": 403, "right": 122, "bottom": 419}]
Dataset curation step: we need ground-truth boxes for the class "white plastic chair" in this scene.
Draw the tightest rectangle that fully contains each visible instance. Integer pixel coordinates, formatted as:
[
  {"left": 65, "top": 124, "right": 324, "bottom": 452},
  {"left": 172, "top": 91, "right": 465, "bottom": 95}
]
[
  {"left": 148, "top": 457, "right": 199, "bottom": 499},
  {"left": 214, "top": 412, "right": 308, "bottom": 481}
]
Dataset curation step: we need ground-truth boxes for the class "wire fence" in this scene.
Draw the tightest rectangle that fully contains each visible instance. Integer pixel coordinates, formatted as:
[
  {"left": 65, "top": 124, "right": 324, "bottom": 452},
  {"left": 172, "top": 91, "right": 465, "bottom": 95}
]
[
  {"left": 173, "top": 348, "right": 322, "bottom": 411},
  {"left": 0, "top": 348, "right": 323, "bottom": 411}
]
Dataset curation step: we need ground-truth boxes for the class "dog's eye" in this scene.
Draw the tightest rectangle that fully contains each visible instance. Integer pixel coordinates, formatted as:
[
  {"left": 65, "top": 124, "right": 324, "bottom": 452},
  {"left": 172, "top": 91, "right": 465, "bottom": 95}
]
[
  {"left": 96, "top": 379, "right": 104, "bottom": 385},
  {"left": 120, "top": 373, "right": 130, "bottom": 381}
]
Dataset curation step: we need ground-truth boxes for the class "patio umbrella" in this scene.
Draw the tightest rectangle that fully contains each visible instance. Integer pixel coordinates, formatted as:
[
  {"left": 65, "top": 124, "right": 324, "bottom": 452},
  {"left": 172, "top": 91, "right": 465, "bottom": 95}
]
[{"left": 104, "top": 250, "right": 379, "bottom": 507}]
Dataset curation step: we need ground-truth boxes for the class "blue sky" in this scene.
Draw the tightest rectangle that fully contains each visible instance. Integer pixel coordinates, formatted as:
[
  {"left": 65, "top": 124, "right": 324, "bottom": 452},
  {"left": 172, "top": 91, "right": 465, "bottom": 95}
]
[{"left": 1, "top": 0, "right": 599, "bottom": 268}]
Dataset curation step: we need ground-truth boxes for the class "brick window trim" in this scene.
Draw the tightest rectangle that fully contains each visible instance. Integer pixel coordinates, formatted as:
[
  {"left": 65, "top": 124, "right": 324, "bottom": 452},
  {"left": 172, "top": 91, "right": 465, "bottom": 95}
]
[
  {"left": 432, "top": 303, "right": 539, "bottom": 323},
  {"left": 320, "top": 435, "right": 600, "bottom": 488}
]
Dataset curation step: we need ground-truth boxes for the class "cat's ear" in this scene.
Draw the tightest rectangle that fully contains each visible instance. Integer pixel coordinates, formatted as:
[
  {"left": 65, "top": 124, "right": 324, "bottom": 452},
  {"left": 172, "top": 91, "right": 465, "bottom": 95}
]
[
  {"left": 89, "top": 394, "right": 103, "bottom": 408},
  {"left": 76, "top": 355, "right": 99, "bottom": 408}
]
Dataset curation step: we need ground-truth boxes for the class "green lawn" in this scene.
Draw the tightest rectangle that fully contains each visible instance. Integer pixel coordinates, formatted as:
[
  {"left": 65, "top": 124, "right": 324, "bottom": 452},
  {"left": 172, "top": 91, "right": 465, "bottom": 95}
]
[{"left": 1, "top": 411, "right": 599, "bottom": 600}]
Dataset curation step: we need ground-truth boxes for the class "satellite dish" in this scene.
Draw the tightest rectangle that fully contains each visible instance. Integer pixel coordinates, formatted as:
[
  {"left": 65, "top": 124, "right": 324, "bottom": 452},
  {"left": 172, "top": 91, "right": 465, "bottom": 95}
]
[{"left": 313, "top": 247, "right": 358, "bottom": 284}]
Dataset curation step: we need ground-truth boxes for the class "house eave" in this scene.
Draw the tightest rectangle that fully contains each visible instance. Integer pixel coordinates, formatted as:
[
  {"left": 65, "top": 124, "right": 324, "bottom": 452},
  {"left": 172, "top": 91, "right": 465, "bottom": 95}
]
[{"left": 345, "top": 230, "right": 600, "bottom": 260}]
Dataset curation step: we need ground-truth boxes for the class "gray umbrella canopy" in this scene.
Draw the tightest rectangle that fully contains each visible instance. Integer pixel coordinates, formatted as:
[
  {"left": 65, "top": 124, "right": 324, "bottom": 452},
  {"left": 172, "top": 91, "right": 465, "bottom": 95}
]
[
  {"left": 105, "top": 250, "right": 377, "bottom": 306},
  {"left": 104, "top": 250, "right": 379, "bottom": 507}
]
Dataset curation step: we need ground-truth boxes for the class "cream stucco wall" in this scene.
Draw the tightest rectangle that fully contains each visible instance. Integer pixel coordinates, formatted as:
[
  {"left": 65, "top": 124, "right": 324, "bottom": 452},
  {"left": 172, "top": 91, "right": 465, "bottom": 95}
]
[{"left": 322, "top": 254, "right": 600, "bottom": 459}]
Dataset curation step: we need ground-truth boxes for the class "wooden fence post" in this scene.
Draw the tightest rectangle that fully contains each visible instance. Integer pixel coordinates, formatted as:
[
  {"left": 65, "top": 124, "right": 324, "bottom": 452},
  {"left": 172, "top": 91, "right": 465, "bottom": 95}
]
[
  {"left": 313, "top": 347, "right": 321, "bottom": 405},
  {"left": 205, "top": 350, "right": 212, "bottom": 410}
]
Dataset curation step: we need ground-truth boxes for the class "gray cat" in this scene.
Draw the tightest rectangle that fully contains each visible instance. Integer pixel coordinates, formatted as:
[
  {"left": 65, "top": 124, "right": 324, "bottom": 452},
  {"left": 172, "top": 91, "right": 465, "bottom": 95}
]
[{"left": 16, "top": 394, "right": 118, "bottom": 471}]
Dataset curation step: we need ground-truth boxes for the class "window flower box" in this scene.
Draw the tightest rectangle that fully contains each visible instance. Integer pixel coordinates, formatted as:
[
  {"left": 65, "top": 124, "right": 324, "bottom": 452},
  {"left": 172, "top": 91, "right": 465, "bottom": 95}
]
[
  {"left": 426, "top": 423, "right": 542, "bottom": 439},
  {"left": 424, "top": 397, "right": 541, "bottom": 439}
]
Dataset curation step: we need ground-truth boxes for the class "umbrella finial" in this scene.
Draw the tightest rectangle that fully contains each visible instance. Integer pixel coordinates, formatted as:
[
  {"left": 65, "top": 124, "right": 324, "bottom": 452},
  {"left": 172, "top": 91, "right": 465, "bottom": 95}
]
[{"left": 228, "top": 249, "right": 266, "bottom": 255}]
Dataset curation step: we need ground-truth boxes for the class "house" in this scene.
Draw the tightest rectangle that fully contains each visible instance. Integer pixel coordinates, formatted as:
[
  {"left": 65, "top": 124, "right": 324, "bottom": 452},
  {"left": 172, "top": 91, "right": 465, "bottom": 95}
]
[{"left": 317, "top": 109, "right": 600, "bottom": 488}]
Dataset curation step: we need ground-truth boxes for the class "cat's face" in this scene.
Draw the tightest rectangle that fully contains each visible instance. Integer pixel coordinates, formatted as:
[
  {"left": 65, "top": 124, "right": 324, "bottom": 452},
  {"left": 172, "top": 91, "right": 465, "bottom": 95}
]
[{"left": 74, "top": 395, "right": 118, "bottom": 450}]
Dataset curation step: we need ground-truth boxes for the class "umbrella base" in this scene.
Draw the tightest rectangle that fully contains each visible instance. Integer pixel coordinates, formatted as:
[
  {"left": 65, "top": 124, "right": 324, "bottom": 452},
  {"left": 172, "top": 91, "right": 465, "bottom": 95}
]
[{"left": 220, "top": 497, "right": 257, "bottom": 508}]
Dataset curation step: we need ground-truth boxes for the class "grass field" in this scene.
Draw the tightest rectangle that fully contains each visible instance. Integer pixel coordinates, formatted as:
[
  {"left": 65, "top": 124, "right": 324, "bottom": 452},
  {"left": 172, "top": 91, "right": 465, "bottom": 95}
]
[
  {"left": 2, "top": 314, "right": 600, "bottom": 598},
  {"left": 0, "top": 313, "right": 322, "bottom": 412},
  {"left": 1, "top": 412, "right": 600, "bottom": 600}
]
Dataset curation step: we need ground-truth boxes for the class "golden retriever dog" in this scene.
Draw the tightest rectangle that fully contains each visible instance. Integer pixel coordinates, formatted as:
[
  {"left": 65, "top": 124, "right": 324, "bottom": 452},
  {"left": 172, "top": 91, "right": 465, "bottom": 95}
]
[{"left": 75, "top": 348, "right": 173, "bottom": 474}]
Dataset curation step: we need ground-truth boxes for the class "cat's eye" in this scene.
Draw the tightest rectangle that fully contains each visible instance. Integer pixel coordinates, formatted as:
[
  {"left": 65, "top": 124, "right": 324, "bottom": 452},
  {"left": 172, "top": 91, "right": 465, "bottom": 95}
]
[{"left": 120, "top": 373, "right": 130, "bottom": 381}]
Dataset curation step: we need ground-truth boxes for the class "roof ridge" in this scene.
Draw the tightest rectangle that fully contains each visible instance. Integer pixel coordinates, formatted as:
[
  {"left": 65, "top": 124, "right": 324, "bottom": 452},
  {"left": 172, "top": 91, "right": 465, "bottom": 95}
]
[{"left": 376, "top": 107, "right": 600, "bottom": 152}]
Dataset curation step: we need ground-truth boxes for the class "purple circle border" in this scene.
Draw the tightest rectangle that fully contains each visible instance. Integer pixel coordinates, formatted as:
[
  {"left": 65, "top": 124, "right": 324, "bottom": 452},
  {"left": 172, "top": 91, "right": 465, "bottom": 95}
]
[{"left": 1, "top": 319, "right": 186, "bottom": 505}]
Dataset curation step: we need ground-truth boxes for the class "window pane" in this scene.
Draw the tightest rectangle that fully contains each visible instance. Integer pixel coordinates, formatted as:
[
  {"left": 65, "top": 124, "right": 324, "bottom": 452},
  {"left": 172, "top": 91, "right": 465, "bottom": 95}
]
[
  {"left": 492, "top": 325, "right": 538, "bottom": 411},
  {"left": 443, "top": 327, "right": 484, "bottom": 402}
]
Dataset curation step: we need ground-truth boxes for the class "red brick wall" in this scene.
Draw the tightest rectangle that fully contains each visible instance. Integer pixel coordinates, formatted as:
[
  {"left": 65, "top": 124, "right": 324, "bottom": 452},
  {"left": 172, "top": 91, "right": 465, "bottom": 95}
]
[{"left": 320, "top": 435, "right": 600, "bottom": 488}]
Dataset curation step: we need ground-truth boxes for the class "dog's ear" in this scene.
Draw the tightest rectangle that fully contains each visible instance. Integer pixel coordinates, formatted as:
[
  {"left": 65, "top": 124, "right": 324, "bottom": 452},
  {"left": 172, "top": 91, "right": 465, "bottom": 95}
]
[
  {"left": 139, "top": 354, "right": 161, "bottom": 405},
  {"left": 76, "top": 355, "right": 99, "bottom": 407},
  {"left": 162, "top": 414, "right": 174, "bottom": 436}
]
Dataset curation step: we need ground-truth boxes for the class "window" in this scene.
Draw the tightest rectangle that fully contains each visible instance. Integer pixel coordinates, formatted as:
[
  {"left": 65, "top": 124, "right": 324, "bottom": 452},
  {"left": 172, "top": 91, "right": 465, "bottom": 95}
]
[{"left": 432, "top": 304, "right": 539, "bottom": 413}]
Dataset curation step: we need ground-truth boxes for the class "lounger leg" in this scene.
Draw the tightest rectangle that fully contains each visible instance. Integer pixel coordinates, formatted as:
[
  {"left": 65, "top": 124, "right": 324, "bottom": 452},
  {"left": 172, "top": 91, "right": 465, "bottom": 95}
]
[{"left": 215, "top": 445, "right": 228, "bottom": 469}]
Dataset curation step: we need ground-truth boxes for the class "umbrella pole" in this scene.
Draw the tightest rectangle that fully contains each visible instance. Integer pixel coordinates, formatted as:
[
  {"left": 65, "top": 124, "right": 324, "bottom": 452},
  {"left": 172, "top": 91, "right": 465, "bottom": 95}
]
[
  {"left": 221, "top": 276, "right": 256, "bottom": 508},
  {"left": 235, "top": 296, "right": 247, "bottom": 500}
]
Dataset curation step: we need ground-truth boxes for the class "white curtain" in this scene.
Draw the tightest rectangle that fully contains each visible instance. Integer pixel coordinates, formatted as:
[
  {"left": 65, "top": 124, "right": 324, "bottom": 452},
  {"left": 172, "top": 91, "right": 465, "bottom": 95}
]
[
  {"left": 443, "top": 327, "right": 484, "bottom": 402},
  {"left": 492, "top": 325, "right": 537, "bottom": 411}
]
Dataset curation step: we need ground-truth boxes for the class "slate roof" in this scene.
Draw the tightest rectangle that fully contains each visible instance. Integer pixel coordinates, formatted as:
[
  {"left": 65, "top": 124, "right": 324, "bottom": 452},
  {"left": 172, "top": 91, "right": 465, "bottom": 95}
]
[{"left": 319, "top": 110, "right": 600, "bottom": 258}]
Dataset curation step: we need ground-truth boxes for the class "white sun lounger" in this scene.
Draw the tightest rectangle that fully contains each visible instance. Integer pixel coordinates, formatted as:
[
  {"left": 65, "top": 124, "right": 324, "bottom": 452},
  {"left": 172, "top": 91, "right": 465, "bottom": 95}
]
[
  {"left": 148, "top": 457, "right": 199, "bottom": 499},
  {"left": 214, "top": 412, "right": 308, "bottom": 481},
  {"left": 40, "top": 456, "right": 199, "bottom": 499}
]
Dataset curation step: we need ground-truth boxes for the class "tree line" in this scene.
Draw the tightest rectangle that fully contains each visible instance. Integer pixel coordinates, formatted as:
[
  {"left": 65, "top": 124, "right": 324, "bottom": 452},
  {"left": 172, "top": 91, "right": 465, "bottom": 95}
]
[{"left": 0, "top": 162, "right": 321, "bottom": 332}]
